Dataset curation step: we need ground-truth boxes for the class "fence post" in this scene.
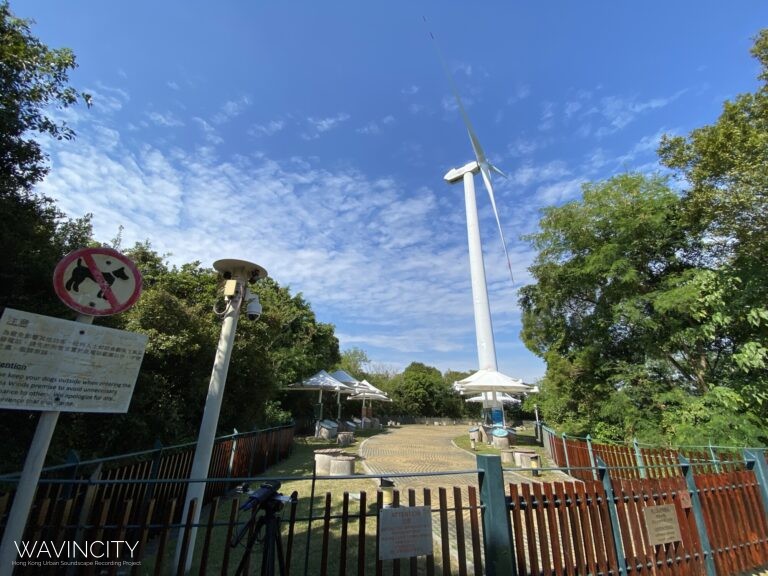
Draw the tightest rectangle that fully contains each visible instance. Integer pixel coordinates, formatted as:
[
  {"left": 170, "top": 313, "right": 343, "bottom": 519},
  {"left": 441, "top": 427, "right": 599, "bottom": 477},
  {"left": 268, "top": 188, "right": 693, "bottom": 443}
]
[
  {"left": 61, "top": 449, "right": 80, "bottom": 500},
  {"left": 743, "top": 448, "right": 768, "bottom": 519},
  {"left": 678, "top": 454, "right": 716, "bottom": 576},
  {"left": 587, "top": 434, "right": 597, "bottom": 480},
  {"left": 247, "top": 430, "right": 260, "bottom": 476},
  {"left": 228, "top": 428, "right": 238, "bottom": 479},
  {"left": 561, "top": 433, "right": 571, "bottom": 475},
  {"left": 597, "top": 457, "right": 627, "bottom": 576},
  {"left": 709, "top": 443, "right": 721, "bottom": 474},
  {"left": 476, "top": 454, "right": 516, "bottom": 576},
  {"left": 633, "top": 438, "right": 647, "bottom": 479}
]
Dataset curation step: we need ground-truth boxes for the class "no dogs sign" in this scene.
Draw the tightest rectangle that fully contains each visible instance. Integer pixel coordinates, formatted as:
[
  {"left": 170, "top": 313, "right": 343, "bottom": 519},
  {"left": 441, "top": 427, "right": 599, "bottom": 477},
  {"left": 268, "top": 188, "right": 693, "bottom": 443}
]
[{"left": 53, "top": 248, "right": 142, "bottom": 316}]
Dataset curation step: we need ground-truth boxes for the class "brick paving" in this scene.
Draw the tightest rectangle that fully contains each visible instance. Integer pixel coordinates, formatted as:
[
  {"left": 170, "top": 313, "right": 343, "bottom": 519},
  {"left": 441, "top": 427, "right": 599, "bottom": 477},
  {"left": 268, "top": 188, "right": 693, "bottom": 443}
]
[{"left": 357, "top": 423, "right": 541, "bottom": 490}]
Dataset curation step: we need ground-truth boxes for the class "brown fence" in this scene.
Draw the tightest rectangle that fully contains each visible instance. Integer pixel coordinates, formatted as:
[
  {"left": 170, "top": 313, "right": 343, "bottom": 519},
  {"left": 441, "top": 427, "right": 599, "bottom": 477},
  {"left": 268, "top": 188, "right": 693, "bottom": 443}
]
[
  {"left": 1, "top": 483, "right": 485, "bottom": 576},
  {"left": 542, "top": 427, "right": 756, "bottom": 482},
  {"left": 2, "top": 429, "right": 768, "bottom": 575},
  {"left": 0, "top": 424, "right": 294, "bottom": 554},
  {"left": 3, "top": 460, "right": 768, "bottom": 575}
]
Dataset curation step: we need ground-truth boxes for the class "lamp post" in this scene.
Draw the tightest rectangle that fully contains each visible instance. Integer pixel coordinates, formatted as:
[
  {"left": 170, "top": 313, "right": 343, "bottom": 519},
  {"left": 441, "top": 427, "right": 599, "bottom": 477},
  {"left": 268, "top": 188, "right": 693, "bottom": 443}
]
[{"left": 174, "top": 259, "right": 267, "bottom": 574}]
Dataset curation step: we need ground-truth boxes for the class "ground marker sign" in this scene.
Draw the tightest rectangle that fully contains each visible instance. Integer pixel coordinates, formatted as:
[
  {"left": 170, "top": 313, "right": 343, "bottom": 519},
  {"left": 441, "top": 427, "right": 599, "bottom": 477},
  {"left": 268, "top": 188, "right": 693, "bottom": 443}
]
[{"left": 53, "top": 247, "right": 142, "bottom": 316}]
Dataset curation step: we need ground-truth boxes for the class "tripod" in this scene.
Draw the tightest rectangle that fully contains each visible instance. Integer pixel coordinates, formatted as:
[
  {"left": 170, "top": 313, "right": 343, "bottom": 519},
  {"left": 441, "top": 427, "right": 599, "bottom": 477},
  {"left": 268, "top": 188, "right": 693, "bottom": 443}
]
[{"left": 232, "top": 492, "right": 296, "bottom": 576}]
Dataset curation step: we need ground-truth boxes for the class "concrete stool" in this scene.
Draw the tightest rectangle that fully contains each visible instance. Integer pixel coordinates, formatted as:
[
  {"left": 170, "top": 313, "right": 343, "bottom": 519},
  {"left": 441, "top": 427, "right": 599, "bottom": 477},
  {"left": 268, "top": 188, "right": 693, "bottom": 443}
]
[
  {"left": 500, "top": 449, "right": 516, "bottom": 465},
  {"left": 314, "top": 448, "right": 343, "bottom": 476},
  {"left": 337, "top": 431, "right": 354, "bottom": 447},
  {"left": 329, "top": 455, "right": 355, "bottom": 476}
]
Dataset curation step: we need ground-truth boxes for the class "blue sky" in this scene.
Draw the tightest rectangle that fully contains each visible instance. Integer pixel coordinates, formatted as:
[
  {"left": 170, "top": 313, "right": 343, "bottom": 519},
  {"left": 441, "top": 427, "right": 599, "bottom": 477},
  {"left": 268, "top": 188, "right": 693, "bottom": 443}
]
[{"left": 21, "top": 1, "right": 766, "bottom": 382}]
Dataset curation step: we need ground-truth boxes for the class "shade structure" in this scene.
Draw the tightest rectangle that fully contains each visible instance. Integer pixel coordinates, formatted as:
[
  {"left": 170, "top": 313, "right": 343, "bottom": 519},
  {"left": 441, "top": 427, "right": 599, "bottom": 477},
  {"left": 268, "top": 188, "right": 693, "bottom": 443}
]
[
  {"left": 453, "top": 369, "right": 531, "bottom": 394},
  {"left": 357, "top": 379, "right": 385, "bottom": 395},
  {"left": 329, "top": 369, "right": 359, "bottom": 386},
  {"left": 346, "top": 387, "right": 391, "bottom": 429},
  {"left": 465, "top": 393, "right": 520, "bottom": 405},
  {"left": 286, "top": 370, "right": 353, "bottom": 396},
  {"left": 347, "top": 391, "right": 391, "bottom": 402},
  {"left": 286, "top": 370, "right": 354, "bottom": 431},
  {"left": 454, "top": 369, "right": 530, "bottom": 428}
]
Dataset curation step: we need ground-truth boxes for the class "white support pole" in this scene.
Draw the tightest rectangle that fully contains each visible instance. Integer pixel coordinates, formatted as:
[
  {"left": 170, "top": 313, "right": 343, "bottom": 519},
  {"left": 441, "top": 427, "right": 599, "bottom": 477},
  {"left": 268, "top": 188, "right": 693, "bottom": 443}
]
[
  {"left": 174, "top": 289, "right": 243, "bottom": 574},
  {"left": 462, "top": 171, "right": 497, "bottom": 372},
  {"left": 0, "top": 411, "right": 59, "bottom": 569},
  {"left": 0, "top": 314, "right": 93, "bottom": 571},
  {"left": 462, "top": 171, "right": 504, "bottom": 426}
]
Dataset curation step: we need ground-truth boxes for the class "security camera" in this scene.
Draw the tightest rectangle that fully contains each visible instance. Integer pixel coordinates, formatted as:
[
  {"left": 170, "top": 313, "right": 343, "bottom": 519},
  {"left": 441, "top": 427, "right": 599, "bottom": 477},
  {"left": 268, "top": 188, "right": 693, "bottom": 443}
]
[{"left": 244, "top": 288, "right": 262, "bottom": 321}]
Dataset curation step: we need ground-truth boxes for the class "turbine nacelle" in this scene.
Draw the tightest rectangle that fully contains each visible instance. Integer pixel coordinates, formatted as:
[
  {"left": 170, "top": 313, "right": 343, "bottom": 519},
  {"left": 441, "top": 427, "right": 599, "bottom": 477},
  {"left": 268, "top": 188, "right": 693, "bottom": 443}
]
[{"left": 444, "top": 161, "right": 480, "bottom": 184}]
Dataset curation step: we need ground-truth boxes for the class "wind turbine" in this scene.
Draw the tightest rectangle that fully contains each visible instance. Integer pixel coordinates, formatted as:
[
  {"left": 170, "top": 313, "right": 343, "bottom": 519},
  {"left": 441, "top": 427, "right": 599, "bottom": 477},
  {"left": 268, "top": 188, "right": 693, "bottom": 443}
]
[{"left": 436, "top": 36, "right": 528, "bottom": 427}]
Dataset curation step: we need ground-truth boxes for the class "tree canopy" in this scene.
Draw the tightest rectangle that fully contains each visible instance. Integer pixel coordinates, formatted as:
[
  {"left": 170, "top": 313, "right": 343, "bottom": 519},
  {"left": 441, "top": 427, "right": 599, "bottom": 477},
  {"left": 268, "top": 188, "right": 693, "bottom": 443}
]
[{"left": 520, "top": 30, "right": 768, "bottom": 446}]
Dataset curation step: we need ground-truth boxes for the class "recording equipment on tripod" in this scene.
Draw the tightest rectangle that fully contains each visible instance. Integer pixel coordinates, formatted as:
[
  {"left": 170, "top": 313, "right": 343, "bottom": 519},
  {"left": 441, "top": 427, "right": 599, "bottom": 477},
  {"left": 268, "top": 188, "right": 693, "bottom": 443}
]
[
  {"left": 231, "top": 481, "right": 298, "bottom": 576},
  {"left": 237, "top": 481, "right": 282, "bottom": 512}
]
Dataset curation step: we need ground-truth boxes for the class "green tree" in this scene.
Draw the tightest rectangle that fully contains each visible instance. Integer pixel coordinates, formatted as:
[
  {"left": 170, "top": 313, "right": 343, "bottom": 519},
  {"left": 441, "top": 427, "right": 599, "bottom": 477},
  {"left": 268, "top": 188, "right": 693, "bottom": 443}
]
[
  {"left": 0, "top": 2, "right": 94, "bottom": 470},
  {"left": 0, "top": 1, "right": 93, "bottom": 316},
  {"left": 658, "top": 29, "right": 768, "bottom": 417},
  {"left": 390, "top": 362, "right": 444, "bottom": 417},
  {"left": 334, "top": 347, "right": 370, "bottom": 379},
  {"left": 520, "top": 172, "right": 765, "bottom": 444}
]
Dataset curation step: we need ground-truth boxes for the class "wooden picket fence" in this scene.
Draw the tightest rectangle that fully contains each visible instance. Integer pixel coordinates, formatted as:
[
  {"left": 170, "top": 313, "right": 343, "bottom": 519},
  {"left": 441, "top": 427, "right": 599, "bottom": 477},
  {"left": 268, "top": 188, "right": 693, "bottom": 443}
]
[
  {"left": 2, "top": 424, "right": 768, "bottom": 575},
  {"left": 2, "top": 463, "right": 768, "bottom": 575},
  {"left": 1, "top": 483, "right": 485, "bottom": 576},
  {"left": 543, "top": 427, "right": 754, "bottom": 483},
  {"left": 0, "top": 425, "right": 295, "bottom": 562},
  {"left": 507, "top": 472, "right": 768, "bottom": 575}
]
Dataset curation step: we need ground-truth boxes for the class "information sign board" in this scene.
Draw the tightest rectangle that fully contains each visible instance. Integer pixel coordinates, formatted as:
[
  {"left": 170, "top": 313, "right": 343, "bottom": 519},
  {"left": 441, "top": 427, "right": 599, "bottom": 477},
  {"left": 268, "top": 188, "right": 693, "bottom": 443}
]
[
  {"left": 0, "top": 309, "right": 147, "bottom": 413},
  {"left": 378, "top": 506, "right": 433, "bottom": 560},
  {"left": 644, "top": 504, "right": 682, "bottom": 546}
]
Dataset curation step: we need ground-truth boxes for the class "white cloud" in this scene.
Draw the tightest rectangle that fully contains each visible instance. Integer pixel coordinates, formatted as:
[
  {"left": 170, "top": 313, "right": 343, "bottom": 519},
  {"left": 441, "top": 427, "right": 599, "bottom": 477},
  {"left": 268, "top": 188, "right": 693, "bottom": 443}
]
[
  {"left": 192, "top": 117, "right": 224, "bottom": 145},
  {"left": 442, "top": 94, "right": 474, "bottom": 113},
  {"left": 302, "top": 113, "right": 351, "bottom": 139},
  {"left": 511, "top": 160, "right": 571, "bottom": 187},
  {"left": 356, "top": 115, "right": 395, "bottom": 135},
  {"left": 507, "top": 85, "right": 530, "bottom": 105},
  {"left": 213, "top": 96, "right": 252, "bottom": 124},
  {"left": 250, "top": 119, "right": 286, "bottom": 137},
  {"left": 401, "top": 85, "right": 419, "bottom": 95},
  {"left": 592, "top": 91, "right": 684, "bottom": 137},
  {"left": 535, "top": 177, "right": 586, "bottom": 204},
  {"left": 147, "top": 111, "right": 184, "bottom": 128},
  {"left": 538, "top": 102, "right": 555, "bottom": 131},
  {"left": 453, "top": 62, "right": 472, "bottom": 77}
]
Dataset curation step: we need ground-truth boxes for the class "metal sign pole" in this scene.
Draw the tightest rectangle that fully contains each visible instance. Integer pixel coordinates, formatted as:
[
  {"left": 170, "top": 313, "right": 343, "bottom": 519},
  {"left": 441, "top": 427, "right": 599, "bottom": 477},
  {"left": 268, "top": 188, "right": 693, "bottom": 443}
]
[{"left": 0, "top": 314, "right": 93, "bottom": 571}]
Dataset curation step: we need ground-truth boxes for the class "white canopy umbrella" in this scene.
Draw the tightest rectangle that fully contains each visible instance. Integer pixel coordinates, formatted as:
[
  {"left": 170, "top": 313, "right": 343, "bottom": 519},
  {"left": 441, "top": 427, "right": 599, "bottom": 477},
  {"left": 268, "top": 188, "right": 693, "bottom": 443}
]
[
  {"left": 346, "top": 388, "right": 391, "bottom": 429},
  {"left": 330, "top": 369, "right": 359, "bottom": 386},
  {"left": 454, "top": 369, "right": 530, "bottom": 427},
  {"left": 358, "top": 379, "right": 385, "bottom": 395},
  {"left": 465, "top": 393, "right": 520, "bottom": 405},
  {"left": 453, "top": 369, "right": 531, "bottom": 394},
  {"left": 286, "top": 370, "right": 354, "bottom": 430}
]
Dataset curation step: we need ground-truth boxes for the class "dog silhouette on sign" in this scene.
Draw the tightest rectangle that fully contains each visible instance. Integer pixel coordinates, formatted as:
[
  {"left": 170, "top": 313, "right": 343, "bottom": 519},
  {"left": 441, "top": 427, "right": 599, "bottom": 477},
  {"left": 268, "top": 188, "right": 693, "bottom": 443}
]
[{"left": 65, "top": 258, "right": 130, "bottom": 299}]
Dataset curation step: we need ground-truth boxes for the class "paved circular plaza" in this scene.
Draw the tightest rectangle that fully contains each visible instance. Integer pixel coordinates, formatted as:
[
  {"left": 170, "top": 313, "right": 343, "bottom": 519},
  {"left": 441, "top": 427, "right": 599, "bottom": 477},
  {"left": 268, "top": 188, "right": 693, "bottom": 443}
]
[{"left": 357, "top": 423, "right": 547, "bottom": 491}]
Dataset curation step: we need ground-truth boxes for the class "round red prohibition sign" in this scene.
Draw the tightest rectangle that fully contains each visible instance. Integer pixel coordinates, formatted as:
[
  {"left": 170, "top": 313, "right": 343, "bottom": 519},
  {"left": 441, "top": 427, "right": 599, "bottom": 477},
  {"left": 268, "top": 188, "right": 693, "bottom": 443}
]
[{"left": 53, "top": 247, "right": 143, "bottom": 316}]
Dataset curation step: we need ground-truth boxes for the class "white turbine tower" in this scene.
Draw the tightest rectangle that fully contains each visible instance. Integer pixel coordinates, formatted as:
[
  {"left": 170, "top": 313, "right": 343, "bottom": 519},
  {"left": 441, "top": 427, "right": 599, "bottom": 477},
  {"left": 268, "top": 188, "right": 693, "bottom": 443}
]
[{"left": 437, "top": 35, "right": 525, "bottom": 427}]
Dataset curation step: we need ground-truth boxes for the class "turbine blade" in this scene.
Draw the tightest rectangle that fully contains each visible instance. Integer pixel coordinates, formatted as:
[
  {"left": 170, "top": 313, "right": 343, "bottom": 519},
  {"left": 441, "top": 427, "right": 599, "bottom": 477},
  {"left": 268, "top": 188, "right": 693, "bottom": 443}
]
[
  {"left": 425, "top": 19, "right": 488, "bottom": 166},
  {"left": 479, "top": 164, "right": 515, "bottom": 285},
  {"left": 426, "top": 19, "right": 514, "bottom": 286},
  {"left": 489, "top": 163, "right": 508, "bottom": 179}
]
